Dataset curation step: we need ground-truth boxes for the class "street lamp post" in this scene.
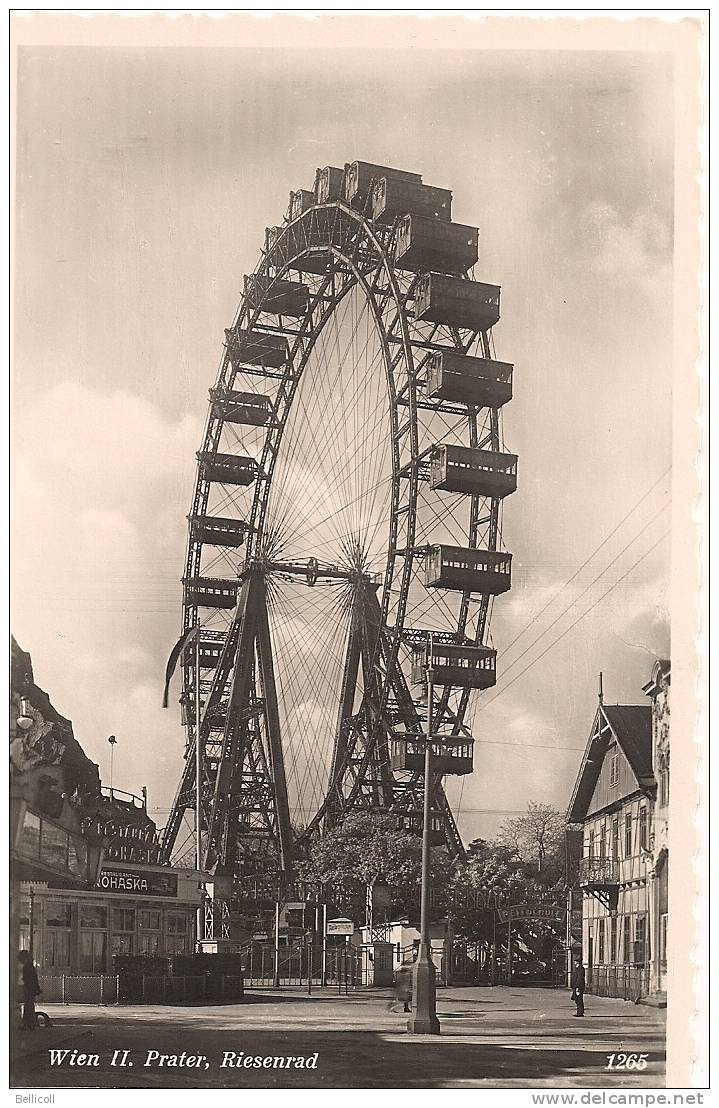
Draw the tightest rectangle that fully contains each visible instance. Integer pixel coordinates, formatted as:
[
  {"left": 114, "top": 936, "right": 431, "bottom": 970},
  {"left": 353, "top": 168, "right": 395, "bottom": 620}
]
[
  {"left": 108, "top": 735, "right": 117, "bottom": 796},
  {"left": 195, "top": 633, "right": 202, "bottom": 873},
  {"left": 407, "top": 636, "right": 440, "bottom": 1036}
]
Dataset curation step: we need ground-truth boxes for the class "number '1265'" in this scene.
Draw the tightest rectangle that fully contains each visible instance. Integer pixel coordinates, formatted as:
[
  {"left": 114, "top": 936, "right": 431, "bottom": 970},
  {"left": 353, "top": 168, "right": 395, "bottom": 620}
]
[{"left": 606, "top": 1053, "right": 648, "bottom": 1070}]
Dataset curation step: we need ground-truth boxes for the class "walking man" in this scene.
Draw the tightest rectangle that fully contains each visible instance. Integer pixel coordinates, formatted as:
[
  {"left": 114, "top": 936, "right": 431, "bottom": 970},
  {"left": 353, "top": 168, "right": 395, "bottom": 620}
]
[{"left": 571, "top": 956, "right": 586, "bottom": 1017}]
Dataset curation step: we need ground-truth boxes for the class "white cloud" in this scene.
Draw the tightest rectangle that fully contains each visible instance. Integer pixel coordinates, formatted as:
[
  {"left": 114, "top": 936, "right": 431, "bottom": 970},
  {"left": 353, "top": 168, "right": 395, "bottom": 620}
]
[{"left": 582, "top": 200, "right": 672, "bottom": 294}]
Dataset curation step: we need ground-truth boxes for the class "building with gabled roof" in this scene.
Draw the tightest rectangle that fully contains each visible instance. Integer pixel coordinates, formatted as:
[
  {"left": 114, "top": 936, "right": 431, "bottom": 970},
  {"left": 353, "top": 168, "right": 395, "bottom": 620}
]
[{"left": 565, "top": 664, "right": 669, "bottom": 1005}]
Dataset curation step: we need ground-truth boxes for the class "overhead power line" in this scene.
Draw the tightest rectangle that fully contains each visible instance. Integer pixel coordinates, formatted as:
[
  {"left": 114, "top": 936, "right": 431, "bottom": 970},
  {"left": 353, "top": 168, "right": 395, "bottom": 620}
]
[
  {"left": 496, "top": 499, "right": 669, "bottom": 685},
  {"left": 479, "top": 528, "right": 671, "bottom": 713},
  {"left": 501, "top": 464, "right": 671, "bottom": 661}
]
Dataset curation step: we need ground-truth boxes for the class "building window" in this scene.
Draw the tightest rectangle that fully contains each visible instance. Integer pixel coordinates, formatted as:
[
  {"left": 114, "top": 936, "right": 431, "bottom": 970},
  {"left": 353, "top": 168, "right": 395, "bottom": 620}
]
[
  {"left": 165, "top": 934, "right": 188, "bottom": 955},
  {"left": 46, "top": 930, "right": 71, "bottom": 968},
  {"left": 166, "top": 911, "right": 189, "bottom": 955},
  {"left": 611, "top": 818, "right": 619, "bottom": 860},
  {"left": 167, "top": 911, "right": 187, "bottom": 935},
  {"left": 80, "top": 905, "right": 108, "bottom": 930},
  {"left": 139, "top": 932, "right": 162, "bottom": 956},
  {"left": 139, "top": 909, "right": 161, "bottom": 931},
  {"left": 79, "top": 931, "right": 107, "bottom": 972},
  {"left": 588, "top": 832, "right": 595, "bottom": 860},
  {"left": 609, "top": 751, "right": 619, "bottom": 788},
  {"left": 112, "top": 908, "right": 136, "bottom": 933},
  {"left": 659, "top": 914, "right": 668, "bottom": 969},
  {"left": 622, "top": 916, "right": 632, "bottom": 964},
  {"left": 599, "top": 828, "right": 606, "bottom": 860},
  {"left": 624, "top": 813, "right": 633, "bottom": 857},
  {"left": 610, "top": 916, "right": 618, "bottom": 963},
  {"left": 639, "top": 808, "right": 648, "bottom": 851},
  {"left": 111, "top": 933, "right": 134, "bottom": 957},
  {"left": 659, "top": 755, "right": 670, "bottom": 807},
  {"left": 46, "top": 900, "right": 73, "bottom": 928},
  {"left": 597, "top": 919, "right": 605, "bottom": 964},
  {"left": 635, "top": 915, "right": 647, "bottom": 965}
]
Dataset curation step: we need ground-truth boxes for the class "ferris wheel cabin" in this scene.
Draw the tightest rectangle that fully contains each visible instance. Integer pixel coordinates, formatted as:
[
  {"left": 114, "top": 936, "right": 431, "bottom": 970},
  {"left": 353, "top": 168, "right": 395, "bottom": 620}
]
[
  {"left": 182, "top": 576, "right": 238, "bottom": 610},
  {"left": 209, "top": 387, "right": 271, "bottom": 427},
  {"left": 289, "top": 189, "right": 315, "bottom": 221},
  {"left": 189, "top": 514, "right": 249, "bottom": 549},
  {"left": 429, "top": 444, "right": 518, "bottom": 498},
  {"left": 425, "top": 350, "right": 513, "bottom": 408},
  {"left": 197, "top": 451, "right": 257, "bottom": 487},
  {"left": 396, "top": 813, "right": 446, "bottom": 844},
  {"left": 315, "top": 165, "right": 345, "bottom": 204},
  {"left": 193, "top": 631, "right": 226, "bottom": 669},
  {"left": 225, "top": 327, "right": 288, "bottom": 369},
  {"left": 395, "top": 214, "right": 479, "bottom": 273},
  {"left": 413, "top": 643, "right": 497, "bottom": 691},
  {"left": 371, "top": 177, "right": 452, "bottom": 224},
  {"left": 391, "top": 735, "right": 474, "bottom": 776},
  {"left": 425, "top": 545, "right": 512, "bottom": 595},
  {"left": 344, "top": 160, "right": 422, "bottom": 209},
  {"left": 415, "top": 272, "right": 501, "bottom": 331},
  {"left": 244, "top": 274, "right": 309, "bottom": 317}
]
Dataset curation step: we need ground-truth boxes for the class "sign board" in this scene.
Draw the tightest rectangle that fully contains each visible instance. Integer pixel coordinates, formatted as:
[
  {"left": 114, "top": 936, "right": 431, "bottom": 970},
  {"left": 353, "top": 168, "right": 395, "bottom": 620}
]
[
  {"left": 98, "top": 868, "right": 178, "bottom": 898},
  {"left": 371, "top": 884, "right": 392, "bottom": 909},
  {"left": 496, "top": 903, "right": 565, "bottom": 925},
  {"left": 326, "top": 917, "right": 354, "bottom": 937}
]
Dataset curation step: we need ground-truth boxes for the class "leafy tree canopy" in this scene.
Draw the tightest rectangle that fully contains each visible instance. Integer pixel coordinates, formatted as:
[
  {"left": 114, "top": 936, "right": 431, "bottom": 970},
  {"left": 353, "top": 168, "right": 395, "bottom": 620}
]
[
  {"left": 297, "top": 811, "right": 452, "bottom": 900},
  {"left": 497, "top": 801, "right": 566, "bottom": 879}
]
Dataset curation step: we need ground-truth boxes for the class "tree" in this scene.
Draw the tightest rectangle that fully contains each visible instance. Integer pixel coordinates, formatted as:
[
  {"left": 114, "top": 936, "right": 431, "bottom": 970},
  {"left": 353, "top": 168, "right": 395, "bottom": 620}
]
[
  {"left": 297, "top": 811, "right": 453, "bottom": 918},
  {"left": 498, "top": 802, "right": 566, "bottom": 877}
]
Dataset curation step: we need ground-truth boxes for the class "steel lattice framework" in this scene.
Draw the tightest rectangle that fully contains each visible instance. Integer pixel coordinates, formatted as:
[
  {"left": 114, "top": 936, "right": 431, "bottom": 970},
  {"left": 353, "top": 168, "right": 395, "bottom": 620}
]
[{"left": 161, "top": 162, "right": 517, "bottom": 885}]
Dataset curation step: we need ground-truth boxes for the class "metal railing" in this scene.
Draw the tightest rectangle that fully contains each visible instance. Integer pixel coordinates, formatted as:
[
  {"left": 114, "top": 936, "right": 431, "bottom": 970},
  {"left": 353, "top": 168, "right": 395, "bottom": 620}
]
[
  {"left": 39, "top": 973, "right": 244, "bottom": 1004},
  {"left": 40, "top": 975, "right": 120, "bottom": 1004},
  {"left": 101, "top": 786, "right": 146, "bottom": 809},
  {"left": 578, "top": 857, "right": 619, "bottom": 885},
  {"left": 586, "top": 964, "right": 649, "bottom": 1002}
]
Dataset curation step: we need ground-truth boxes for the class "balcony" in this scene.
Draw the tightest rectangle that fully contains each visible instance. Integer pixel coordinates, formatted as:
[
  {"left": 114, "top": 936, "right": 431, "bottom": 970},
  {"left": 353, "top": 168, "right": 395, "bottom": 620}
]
[
  {"left": 577, "top": 857, "right": 620, "bottom": 909},
  {"left": 578, "top": 857, "right": 619, "bottom": 886}
]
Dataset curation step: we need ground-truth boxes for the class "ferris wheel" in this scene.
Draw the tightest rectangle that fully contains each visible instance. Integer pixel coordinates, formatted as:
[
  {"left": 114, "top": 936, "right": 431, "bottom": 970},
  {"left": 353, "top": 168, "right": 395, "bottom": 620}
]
[{"left": 161, "top": 161, "right": 517, "bottom": 880}]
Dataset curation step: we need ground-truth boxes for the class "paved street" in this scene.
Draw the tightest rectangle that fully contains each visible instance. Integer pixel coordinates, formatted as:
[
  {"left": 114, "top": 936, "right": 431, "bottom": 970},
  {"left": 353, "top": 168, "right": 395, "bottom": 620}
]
[{"left": 11, "top": 985, "right": 665, "bottom": 1089}]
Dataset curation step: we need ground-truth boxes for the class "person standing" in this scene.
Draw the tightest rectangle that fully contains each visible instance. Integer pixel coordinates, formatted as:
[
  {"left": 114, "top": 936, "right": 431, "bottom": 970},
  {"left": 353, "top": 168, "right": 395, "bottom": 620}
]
[
  {"left": 570, "top": 957, "right": 586, "bottom": 1017},
  {"left": 388, "top": 958, "right": 414, "bottom": 1014},
  {"left": 19, "top": 950, "right": 41, "bottom": 1030}
]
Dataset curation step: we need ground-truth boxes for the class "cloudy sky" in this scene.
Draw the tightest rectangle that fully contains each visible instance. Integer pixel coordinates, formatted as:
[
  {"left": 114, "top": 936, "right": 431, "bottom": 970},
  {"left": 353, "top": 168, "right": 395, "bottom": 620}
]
[{"left": 12, "top": 36, "right": 673, "bottom": 843}]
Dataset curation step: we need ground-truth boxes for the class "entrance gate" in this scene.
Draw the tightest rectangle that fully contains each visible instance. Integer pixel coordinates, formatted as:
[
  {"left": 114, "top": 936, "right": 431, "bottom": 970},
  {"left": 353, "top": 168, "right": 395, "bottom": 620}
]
[{"left": 241, "top": 942, "right": 363, "bottom": 989}]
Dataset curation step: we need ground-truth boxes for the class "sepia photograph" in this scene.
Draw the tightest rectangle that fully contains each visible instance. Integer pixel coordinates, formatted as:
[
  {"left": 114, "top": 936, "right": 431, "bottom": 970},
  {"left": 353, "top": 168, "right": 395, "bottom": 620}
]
[{"left": 9, "top": 11, "right": 706, "bottom": 1095}]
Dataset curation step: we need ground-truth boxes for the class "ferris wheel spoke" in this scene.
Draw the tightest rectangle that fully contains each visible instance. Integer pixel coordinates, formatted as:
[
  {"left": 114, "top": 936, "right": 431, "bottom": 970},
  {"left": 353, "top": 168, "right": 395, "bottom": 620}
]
[
  {"left": 267, "top": 581, "right": 351, "bottom": 813},
  {"left": 296, "top": 302, "right": 388, "bottom": 543},
  {"left": 279, "top": 281, "right": 363, "bottom": 509}
]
